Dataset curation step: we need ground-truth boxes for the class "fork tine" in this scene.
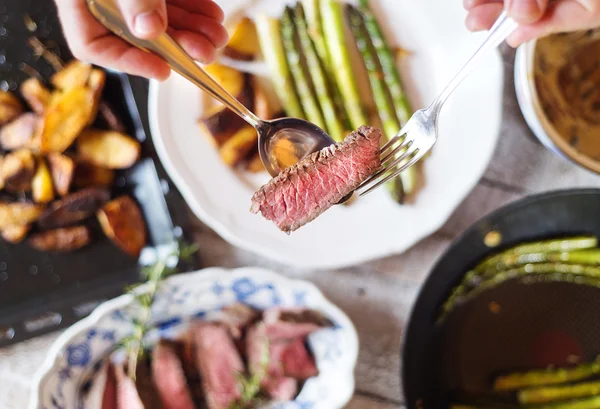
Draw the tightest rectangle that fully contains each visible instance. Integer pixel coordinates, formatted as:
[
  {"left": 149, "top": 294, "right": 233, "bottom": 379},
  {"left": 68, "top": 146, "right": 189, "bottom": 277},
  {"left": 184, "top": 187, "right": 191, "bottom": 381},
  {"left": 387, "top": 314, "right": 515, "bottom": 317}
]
[
  {"left": 358, "top": 143, "right": 417, "bottom": 190},
  {"left": 360, "top": 150, "right": 424, "bottom": 197},
  {"left": 381, "top": 124, "right": 409, "bottom": 153},
  {"left": 380, "top": 138, "right": 413, "bottom": 165}
]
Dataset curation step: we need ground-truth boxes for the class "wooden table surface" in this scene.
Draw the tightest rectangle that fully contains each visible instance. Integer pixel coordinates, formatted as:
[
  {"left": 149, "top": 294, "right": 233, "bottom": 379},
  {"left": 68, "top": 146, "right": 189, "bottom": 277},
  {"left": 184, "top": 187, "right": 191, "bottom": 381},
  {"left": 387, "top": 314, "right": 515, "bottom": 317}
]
[{"left": 2, "top": 45, "right": 600, "bottom": 409}]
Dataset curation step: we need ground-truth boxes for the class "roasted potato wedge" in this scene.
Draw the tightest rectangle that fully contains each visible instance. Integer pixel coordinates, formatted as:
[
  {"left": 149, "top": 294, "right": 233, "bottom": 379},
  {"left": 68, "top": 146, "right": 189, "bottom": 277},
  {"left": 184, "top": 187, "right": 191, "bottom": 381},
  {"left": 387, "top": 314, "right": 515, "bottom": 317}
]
[
  {"left": 199, "top": 66, "right": 252, "bottom": 146},
  {"left": 247, "top": 154, "right": 265, "bottom": 173},
  {"left": 97, "top": 195, "right": 147, "bottom": 257},
  {"left": 47, "top": 153, "right": 75, "bottom": 196},
  {"left": 0, "top": 149, "right": 36, "bottom": 192},
  {"left": 20, "top": 78, "right": 51, "bottom": 114},
  {"left": 51, "top": 60, "right": 92, "bottom": 91},
  {"left": 76, "top": 129, "right": 140, "bottom": 169},
  {"left": 32, "top": 157, "right": 55, "bottom": 203},
  {"left": 38, "top": 187, "right": 110, "bottom": 229},
  {"left": 88, "top": 68, "right": 106, "bottom": 125},
  {"left": 73, "top": 160, "right": 115, "bottom": 188},
  {"left": 219, "top": 126, "right": 258, "bottom": 167},
  {"left": 2, "top": 224, "right": 31, "bottom": 244},
  {"left": 224, "top": 18, "right": 260, "bottom": 61},
  {"left": 0, "top": 90, "right": 24, "bottom": 125},
  {"left": 0, "top": 202, "right": 44, "bottom": 229},
  {"left": 0, "top": 113, "right": 39, "bottom": 150},
  {"left": 29, "top": 225, "right": 91, "bottom": 252},
  {"left": 39, "top": 86, "right": 95, "bottom": 153}
]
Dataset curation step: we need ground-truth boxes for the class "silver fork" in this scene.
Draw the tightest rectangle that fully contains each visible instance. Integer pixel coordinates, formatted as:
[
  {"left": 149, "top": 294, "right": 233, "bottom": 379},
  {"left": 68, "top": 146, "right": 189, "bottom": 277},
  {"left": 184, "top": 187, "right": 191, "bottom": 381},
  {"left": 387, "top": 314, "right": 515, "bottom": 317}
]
[{"left": 358, "top": 12, "right": 518, "bottom": 196}]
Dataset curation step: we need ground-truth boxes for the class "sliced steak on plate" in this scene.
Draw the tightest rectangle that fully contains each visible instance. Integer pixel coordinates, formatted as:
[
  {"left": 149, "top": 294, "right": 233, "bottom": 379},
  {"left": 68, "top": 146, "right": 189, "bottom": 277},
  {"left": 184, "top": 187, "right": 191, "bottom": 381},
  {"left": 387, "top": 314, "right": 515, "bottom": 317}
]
[
  {"left": 192, "top": 322, "right": 244, "bottom": 409},
  {"left": 152, "top": 340, "right": 197, "bottom": 409},
  {"left": 250, "top": 126, "right": 382, "bottom": 233}
]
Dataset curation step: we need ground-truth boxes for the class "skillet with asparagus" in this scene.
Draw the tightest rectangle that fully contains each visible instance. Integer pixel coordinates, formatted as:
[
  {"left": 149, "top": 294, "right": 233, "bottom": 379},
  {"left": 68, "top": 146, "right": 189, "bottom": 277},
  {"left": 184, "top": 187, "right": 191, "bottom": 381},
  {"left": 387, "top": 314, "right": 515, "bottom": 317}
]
[
  {"left": 199, "top": 0, "right": 424, "bottom": 204},
  {"left": 439, "top": 235, "right": 600, "bottom": 409}
]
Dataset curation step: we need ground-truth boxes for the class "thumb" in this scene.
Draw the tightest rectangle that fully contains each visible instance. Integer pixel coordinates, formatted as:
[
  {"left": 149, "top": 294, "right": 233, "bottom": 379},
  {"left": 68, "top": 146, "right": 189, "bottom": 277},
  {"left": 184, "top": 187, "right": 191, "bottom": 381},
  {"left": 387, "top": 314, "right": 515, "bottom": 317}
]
[
  {"left": 506, "top": 0, "right": 549, "bottom": 24},
  {"left": 117, "top": 0, "right": 167, "bottom": 40}
]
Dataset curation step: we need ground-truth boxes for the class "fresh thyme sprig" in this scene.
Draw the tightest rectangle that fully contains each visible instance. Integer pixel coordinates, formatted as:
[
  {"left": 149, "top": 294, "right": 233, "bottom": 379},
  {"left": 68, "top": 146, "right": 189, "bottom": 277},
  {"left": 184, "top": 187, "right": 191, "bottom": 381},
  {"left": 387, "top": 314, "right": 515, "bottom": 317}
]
[
  {"left": 119, "top": 240, "right": 199, "bottom": 379},
  {"left": 231, "top": 334, "right": 270, "bottom": 409}
]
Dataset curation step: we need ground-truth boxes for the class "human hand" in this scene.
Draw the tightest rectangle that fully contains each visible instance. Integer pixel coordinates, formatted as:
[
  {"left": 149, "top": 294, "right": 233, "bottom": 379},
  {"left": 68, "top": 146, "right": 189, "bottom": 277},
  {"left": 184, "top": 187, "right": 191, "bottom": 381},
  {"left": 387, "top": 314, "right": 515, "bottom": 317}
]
[
  {"left": 464, "top": 0, "right": 600, "bottom": 46},
  {"left": 55, "top": 0, "right": 229, "bottom": 80}
]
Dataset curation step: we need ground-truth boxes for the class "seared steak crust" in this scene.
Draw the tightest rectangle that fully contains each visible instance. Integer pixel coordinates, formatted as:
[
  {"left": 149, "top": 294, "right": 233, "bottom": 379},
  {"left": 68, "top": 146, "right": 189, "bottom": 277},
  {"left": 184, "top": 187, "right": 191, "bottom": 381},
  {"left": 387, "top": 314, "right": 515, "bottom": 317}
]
[{"left": 250, "top": 126, "right": 381, "bottom": 233}]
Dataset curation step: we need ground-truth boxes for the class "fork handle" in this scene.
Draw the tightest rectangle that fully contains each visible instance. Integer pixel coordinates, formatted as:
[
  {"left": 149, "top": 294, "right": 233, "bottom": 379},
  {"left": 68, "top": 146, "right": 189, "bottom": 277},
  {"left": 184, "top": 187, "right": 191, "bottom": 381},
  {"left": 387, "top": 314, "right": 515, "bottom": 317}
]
[{"left": 432, "top": 12, "right": 518, "bottom": 112}]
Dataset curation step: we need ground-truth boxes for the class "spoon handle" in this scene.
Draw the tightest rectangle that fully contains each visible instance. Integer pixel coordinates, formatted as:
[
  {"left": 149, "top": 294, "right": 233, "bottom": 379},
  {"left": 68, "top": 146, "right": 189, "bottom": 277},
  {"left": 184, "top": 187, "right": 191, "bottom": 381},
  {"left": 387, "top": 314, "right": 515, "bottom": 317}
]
[{"left": 86, "top": 0, "right": 262, "bottom": 129}]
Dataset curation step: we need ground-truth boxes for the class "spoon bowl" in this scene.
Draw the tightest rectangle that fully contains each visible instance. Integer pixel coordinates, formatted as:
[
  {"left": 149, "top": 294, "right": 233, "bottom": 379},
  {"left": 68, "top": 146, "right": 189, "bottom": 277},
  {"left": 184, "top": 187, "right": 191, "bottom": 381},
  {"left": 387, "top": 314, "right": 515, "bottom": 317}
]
[{"left": 258, "top": 117, "right": 335, "bottom": 176}]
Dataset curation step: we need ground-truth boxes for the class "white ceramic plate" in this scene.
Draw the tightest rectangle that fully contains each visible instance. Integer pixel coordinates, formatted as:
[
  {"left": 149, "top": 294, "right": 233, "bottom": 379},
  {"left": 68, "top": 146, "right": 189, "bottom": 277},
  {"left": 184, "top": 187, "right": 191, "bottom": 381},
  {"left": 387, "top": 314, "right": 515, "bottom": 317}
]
[
  {"left": 31, "top": 267, "right": 359, "bottom": 409},
  {"left": 148, "top": 0, "right": 503, "bottom": 269}
]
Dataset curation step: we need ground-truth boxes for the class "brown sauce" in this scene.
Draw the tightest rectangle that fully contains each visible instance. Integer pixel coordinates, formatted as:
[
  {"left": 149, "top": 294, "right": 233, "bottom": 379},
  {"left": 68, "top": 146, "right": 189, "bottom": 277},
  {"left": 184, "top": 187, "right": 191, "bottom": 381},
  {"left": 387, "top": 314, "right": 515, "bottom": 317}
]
[{"left": 535, "top": 29, "right": 600, "bottom": 159}]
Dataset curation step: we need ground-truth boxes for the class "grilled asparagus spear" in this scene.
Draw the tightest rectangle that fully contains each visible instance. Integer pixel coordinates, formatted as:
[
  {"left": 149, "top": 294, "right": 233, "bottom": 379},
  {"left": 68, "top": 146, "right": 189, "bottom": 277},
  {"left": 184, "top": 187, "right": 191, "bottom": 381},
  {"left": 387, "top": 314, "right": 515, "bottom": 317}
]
[
  {"left": 494, "top": 356, "right": 600, "bottom": 391},
  {"left": 256, "top": 15, "right": 304, "bottom": 118},
  {"left": 302, "top": 0, "right": 329, "bottom": 68},
  {"left": 440, "top": 264, "right": 600, "bottom": 322},
  {"left": 355, "top": 0, "right": 419, "bottom": 196},
  {"left": 470, "top": 236, "right": 598, "bottom": 278},
  {"left": 453, "top": 397, "right": 600, "bottom": 409},
  {"left": 320, "top": 0, "right": 367, "bottom": 130},
  {"left": 281, "top": 7, "right": 326, "bottom": 130},
  {"left": 294, "top": 4, "right": 345, "bottom": 142},
  {"left": 519, "top": 379, "right": 600, "bottom": 405},
  {"left": 302, "top": 0, "right": 351, "bottom": 132},
  {"left": 348, "top": 6, "right": 405, "bottom": 201}
]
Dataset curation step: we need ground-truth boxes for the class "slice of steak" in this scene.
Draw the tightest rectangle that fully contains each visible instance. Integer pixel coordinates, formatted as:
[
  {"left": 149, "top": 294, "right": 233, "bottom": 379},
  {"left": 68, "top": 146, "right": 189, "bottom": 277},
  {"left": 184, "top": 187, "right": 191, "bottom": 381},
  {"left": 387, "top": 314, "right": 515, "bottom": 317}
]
[
  {"left": 172, "top": 333, "right": 208, "bottom": 409},
  {"left": 211, "top": 303, "right": 260, "bottom": 340},
  {"left": 114, "top": 363, "right": 146, "bottom": 409},
  {"left": 246, "top": 322, "right": 297, "bottom": 401},
  {"left": 250, "top": 126, "right": 381, "bottom": 233},
  {"left": 101, "top": 363, "right": 117, "bottom": 409},
  {"left": 263, "top": 308, "right": 329, "bottom": 341},
  {"left": 152, "top": 340, "right": 197, "bottom": 409},
  {"left": 192, "top": 322, "right": 244, "bottom": 409},
  {"left": 262, "top": 376, "right": 298, "bottom": 401},
  {"left": 280, "top": 338, "right": 318, "bottom": 380},
  {"left": 245, "top": 322, "right": 273, "bottom": 378}
]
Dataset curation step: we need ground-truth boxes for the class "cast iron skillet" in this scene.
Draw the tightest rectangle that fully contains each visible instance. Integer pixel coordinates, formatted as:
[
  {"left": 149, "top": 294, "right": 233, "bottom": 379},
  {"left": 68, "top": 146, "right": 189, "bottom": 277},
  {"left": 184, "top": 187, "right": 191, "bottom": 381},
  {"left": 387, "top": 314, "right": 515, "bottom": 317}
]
[{"left": 401, "top": 189, "right": 600, "bottom": 409}]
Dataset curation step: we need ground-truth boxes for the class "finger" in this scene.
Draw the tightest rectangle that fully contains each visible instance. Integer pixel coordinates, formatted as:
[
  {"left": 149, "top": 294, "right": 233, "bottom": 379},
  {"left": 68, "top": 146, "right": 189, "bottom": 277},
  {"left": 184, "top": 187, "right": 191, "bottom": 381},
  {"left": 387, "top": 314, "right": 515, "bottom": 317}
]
[
  {"left": 167, "top": 5, "right": 229, "bottom": 48},
  {"left": 117, "top": 0, "right": 167, "bottom": 39},
  {"left": 507, "top": 0, "right": 599, "bottom": 46},
  {"left": 55, "top": 0, "right": 109, "bottom": 57},
  {"left": 167, "top": 28, "right": 217, "bottom": 64},
  {"left": 87, "top": 36, "right": 171, "bottom": 80},
  {"left": 465, "top": 3, "right": 504, "bottom": 31},
  {"left": 463, "top": 0, "right": 502, "bottom": 11},
  {"left": 506, "top": 0, "right": 549, "bottom": 25},
  {"left": 167, "top": 0, "right": 225, "bottom": 23}
]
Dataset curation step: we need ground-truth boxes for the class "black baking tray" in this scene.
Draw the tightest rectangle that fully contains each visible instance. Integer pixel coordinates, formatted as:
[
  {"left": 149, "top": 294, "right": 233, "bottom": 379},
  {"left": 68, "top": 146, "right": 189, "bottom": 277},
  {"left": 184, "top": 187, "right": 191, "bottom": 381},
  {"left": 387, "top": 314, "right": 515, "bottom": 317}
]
[{"left": 0, "top": 0, "right": 200, "bottom": 346}]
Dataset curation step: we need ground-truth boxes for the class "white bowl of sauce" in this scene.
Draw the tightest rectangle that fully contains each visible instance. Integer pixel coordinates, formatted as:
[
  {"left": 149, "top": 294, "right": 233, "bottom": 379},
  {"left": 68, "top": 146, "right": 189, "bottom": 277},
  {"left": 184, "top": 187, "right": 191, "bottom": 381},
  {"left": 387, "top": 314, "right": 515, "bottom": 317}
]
[{"left": 515, "top": 29, "right": 600, "bottom": 174}]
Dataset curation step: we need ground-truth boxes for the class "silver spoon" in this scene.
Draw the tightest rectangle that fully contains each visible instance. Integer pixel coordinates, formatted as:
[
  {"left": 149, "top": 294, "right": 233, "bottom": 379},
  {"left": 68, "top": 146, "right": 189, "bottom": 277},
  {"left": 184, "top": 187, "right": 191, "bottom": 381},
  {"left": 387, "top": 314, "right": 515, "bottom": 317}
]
[{"left": 86, "top": 0, "right": 336, "bottom": 178}]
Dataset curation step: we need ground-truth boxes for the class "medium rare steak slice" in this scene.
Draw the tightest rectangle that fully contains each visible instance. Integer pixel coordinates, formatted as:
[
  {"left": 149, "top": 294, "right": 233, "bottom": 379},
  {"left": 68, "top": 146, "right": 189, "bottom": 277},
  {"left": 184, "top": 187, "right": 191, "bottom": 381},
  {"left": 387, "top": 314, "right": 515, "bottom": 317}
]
[
  {"left": 133, "top": 356, "right": 165, "bottom": 409},
  {"left": 152, "top": 340, "right": 197, "bottom": 409},
  {"left": 263, "top": 308, "right": 329, "bottom": 341},
  {"left": 251, "top": 126, "right": 381, "bottom": 232},
  {"left": 280, "top": 338, "right": 318, "bottom": 380},
  {"left": 263, "top": 377, "right": 298, "bottom": 401},
  {"left": 101, "top": 363, "right": 117, "bottom": 409},
  {"left": 211, "top": 303, "right": 260, "bottom": 339},
  {"left": 172, "top": 334, "right": 208, "bottom": 409},
  {"left": 192, "top": 322, "right": 244, "bottom": 409}
]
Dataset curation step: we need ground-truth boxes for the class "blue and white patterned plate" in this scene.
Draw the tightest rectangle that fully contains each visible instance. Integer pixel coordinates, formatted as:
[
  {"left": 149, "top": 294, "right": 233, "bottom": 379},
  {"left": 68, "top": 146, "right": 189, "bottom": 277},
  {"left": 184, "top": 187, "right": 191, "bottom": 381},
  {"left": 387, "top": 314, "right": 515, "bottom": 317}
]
[{"left": 30, "top": 267, "right": 359, "bottom": 409}]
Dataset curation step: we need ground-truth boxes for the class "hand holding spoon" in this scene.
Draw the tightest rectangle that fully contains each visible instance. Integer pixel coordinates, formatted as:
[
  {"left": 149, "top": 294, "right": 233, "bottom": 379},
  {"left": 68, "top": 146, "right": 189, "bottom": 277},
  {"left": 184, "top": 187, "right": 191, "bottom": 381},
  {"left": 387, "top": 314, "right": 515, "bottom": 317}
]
[{"left": 85, "top": 0, "right": 338, "bottom": 178}]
